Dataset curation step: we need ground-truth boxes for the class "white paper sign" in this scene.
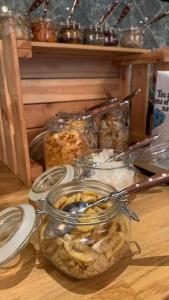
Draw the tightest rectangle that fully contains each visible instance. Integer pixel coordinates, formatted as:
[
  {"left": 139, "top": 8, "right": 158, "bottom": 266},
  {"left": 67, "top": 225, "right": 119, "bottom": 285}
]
[{"left": 152, "top": 71, "right": 169, "bottom": 141}]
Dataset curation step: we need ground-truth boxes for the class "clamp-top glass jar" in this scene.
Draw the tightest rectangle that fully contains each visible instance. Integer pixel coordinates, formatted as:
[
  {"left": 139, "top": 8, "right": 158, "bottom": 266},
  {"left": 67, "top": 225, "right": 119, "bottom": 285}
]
[
  {"left": 31, "top": 18, "right": 57, "bottom": 42},
  {"left": 104, "top": 27, "right": 119, "bottom": 47},
  {"left": 0, "top": 179, "right": 139, "bottom": 279},
  {"left": 58, "top": 22, "right": 83, "bottom": 44},
  {"left": 44, "top": 112, "right": 97, "bottom": 169},
  {"left": 0, "top": 11, "right": 31, "bottom": 40},
  {"left": 83, "top": 25, "right": 105, "bottom": 46},
  {"left": 96, "top": 100, "right": 130, "bottom": 152}
]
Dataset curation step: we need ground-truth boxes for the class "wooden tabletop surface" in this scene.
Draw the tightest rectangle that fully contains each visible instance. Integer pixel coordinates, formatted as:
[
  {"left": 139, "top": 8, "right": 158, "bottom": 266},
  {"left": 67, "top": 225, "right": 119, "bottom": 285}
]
[{"left": 1, "top": 162, "right": 169, "bottom": 300}]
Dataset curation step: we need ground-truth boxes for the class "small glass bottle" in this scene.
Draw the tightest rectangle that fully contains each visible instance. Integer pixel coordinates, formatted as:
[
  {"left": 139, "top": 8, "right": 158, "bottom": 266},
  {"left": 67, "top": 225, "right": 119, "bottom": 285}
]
[{"left": 58, "top": 22, "right": 83, "bottom": 44}]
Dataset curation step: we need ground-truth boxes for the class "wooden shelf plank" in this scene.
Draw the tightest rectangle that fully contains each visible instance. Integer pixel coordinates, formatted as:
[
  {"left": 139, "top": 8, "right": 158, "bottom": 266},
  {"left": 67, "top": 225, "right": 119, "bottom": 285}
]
[{"left": 16, "top": 40, "right": 150, "bottom": 59}]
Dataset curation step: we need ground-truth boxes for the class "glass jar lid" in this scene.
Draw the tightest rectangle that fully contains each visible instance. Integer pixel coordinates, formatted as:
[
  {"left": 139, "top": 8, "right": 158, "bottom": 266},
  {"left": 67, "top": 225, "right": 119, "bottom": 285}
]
[
  {"left": 0, "top": 204, "right": 36, "bottom": 265},
  {"left": 29, "top": 165, "right": 75, "bottom": 202}
]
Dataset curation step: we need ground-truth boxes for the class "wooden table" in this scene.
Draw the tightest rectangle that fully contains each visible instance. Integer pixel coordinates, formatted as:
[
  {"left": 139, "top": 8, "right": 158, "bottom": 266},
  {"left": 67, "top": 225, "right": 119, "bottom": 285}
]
[{"left": 1, "top": 162, "right": 169, "bottom": 300}]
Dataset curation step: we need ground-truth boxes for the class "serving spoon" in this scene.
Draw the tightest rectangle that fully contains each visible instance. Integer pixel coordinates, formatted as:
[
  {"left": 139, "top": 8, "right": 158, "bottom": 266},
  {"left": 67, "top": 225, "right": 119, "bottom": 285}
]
[
  {"left": 63, "top": 171, "right": 169, "bottom": 217},
  {"left": 42, "top": 170, "right": 169, "bottom": 238}
]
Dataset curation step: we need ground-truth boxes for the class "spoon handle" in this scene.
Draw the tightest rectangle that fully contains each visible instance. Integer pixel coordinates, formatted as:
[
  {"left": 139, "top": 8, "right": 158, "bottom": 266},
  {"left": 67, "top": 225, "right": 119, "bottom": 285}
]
[
  {"left": 116, "top": 0, "right": 132, "bottom": 25},
  {"left": 122, "top": 171, "right": 169, "bottom": 196},
  {"left": 114, "top": 134, "right": 160, "bottom": 160},
  {"left": 97, "top": 0, "right": 121, "bottom": 25},
  {"left": 25, "top": 0, "right": 46, "bottom": 15}
]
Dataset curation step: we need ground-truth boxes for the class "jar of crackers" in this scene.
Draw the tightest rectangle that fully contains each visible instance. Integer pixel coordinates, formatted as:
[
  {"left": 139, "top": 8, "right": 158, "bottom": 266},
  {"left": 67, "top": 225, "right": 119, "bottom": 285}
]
[{"left": 44, "top": 113, "right": 97, "bottom": 169}]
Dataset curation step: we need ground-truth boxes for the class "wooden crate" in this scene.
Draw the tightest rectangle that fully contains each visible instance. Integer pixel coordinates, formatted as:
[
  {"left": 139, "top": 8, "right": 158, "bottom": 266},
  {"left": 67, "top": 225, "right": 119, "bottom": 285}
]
[{"left": 1, "top": 30, "right": 167, "bottom": 187}]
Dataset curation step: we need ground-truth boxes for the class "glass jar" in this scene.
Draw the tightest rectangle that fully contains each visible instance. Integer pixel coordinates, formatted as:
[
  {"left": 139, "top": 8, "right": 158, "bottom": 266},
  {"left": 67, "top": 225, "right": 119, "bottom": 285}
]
[
  {"left": 58, "top": 22, "right": 83, "bottom": 44},
  {"left": 31, "top": 18, "right": 57, "bottom": 42},
  {"left": 75, "top": 149, "right": 138, "bottom": 191},
  {"left": 104, "top": 27, "right": 119, "bottom": 47},
  {"left": 44, "top": 113, "right": 97, "bottom": 169},
  {"left": 0, "top": 180, "right": 139, "bottom": 278},
  {"left": 96, "top": 101, "right": 130, "bottom": 152},
  {"left": 0, "top": 11, "right": 31, "bottom": 40},
  {"left": 83, "top": 25, "right": 105, "bottom": 46},
  {"left": 120, "top": 27, "right": 144, "bottom": 48}
]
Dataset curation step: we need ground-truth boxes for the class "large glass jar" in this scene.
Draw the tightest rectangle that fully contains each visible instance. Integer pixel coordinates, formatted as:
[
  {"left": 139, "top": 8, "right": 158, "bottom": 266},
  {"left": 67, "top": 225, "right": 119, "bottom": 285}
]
[
  {"left": 83, "top": 25, "right": 105, "bottom": 46},
  {"left": 44, "top": 113, "right": 97, "bottom": 169},
  {"left": 97, "top": 101, "right": 130, "bottom": 152},
  {"left": 0, "top": 180, "right": 139, "bottom": 279},
  {"left": 40, "top": 180, "right": 131, "bottom": 279},
  {"left": 31, "top": 18, "right": 57, "bottom": 42},
  {"left": 58, "top": 22, "right": 83, "bottom": 44},
  {"left": 0, "top": 11, "right": 31, "bottom": 40}
]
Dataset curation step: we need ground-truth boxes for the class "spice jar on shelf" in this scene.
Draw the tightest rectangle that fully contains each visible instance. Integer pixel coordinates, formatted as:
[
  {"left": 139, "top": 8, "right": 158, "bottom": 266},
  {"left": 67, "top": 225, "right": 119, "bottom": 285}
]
[
  {"left": 83, "top": 25, "right": 105, "bottom": 46},
  {"left": 44, "top": 112, "right": 97, "bottom": 169},
  {"left": 58, "top": 21, "right": 83, "bottom": 44},
  {"left": 120, "top": 27, "right": 144, "bottom": 48},
  {"left": 0, "top": 11, "right": 31, "bottom": 40},
  {"left": 31, "top": 18, "right": 57, "bottom": 42},
  {"left": 96, "top": 100, "right": 130, "bottom": 152},
  {"left": 0, "top": 179, "right": 139, "bottom": 279},
  {"left": 104, "top": 27, "right": 119, "bottom": 47}
]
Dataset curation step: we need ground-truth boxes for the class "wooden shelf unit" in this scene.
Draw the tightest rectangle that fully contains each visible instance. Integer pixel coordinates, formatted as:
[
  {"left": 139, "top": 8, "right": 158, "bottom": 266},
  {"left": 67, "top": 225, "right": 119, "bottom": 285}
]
[{"left": 0, "top": 32, "right": 168, "bottom": 186}]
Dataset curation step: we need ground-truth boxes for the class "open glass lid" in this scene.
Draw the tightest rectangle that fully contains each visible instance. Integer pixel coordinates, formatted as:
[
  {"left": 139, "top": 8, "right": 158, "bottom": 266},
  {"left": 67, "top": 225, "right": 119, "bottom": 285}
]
[
  {"left": 29, "top": 165, "right": 75, "bottom": 202},
  {"left": 0, "top": 204, "right": 36, "bottom": 266}
]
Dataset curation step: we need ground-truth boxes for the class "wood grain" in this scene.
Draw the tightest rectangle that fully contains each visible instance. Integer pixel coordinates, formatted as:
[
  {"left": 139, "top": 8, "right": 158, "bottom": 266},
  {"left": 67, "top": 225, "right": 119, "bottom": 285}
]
[
  {"left": 21, "top": 78, "right": 120, "bottom": 104},
  {"left": 2, "top": 31, "right": 31, "bottom": 185},
  {"left": 130, "top": 64, "right": 150, "bottom": 141},
  {"left": 17, "top": 41, "right": 150, "bottom": 59},
  {"left": 20, "top": 56, "right": 120, "bottom": 79},
  {"left": 0, "top": 43, "right": 17, "bottom": 172},
  {"left": 1, "top": 162, "right": 169, "bottom": 300}
]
